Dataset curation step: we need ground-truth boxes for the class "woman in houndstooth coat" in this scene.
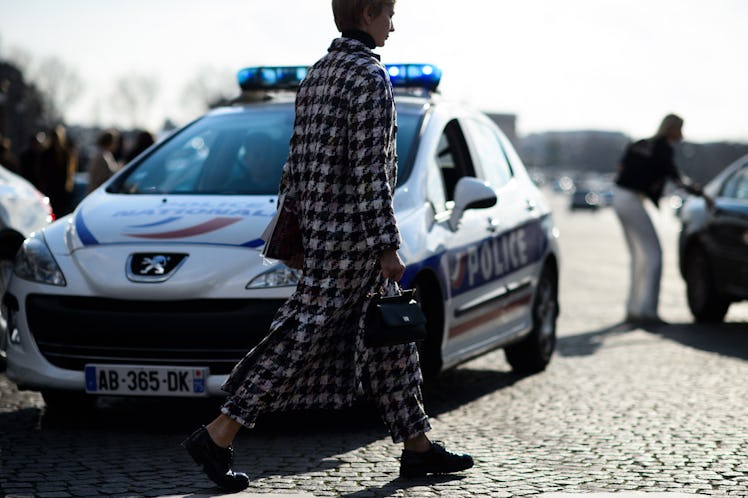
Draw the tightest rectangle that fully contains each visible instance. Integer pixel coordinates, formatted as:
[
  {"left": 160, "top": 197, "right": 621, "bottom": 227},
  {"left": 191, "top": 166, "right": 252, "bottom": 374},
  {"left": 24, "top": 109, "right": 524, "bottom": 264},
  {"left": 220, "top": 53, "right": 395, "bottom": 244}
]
[{"left": 182, "top": 1, "right": 473, "bottom": 490}]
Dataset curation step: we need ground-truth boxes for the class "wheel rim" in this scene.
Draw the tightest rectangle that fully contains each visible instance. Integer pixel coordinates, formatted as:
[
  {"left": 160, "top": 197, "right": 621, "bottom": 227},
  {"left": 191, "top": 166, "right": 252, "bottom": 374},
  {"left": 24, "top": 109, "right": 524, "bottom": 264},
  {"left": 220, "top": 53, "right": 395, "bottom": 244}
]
[{"left": 535, "top": 274, "right": 557, "bottom": 356}]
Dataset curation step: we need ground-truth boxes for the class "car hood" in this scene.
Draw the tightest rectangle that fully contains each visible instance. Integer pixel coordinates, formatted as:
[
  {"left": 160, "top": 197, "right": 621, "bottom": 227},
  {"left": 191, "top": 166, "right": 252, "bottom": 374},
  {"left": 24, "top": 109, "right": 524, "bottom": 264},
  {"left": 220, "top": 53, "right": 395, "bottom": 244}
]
[{"left": 66, "top": 192, "right": 276, "bottom": 252}]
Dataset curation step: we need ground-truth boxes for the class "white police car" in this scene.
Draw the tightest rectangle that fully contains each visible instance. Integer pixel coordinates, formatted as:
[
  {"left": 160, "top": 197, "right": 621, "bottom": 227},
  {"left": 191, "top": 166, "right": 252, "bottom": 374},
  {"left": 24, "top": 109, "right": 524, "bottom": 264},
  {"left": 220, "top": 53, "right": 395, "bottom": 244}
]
[{"left": 4, "top": 65, "right": 560, "bottom": 408}]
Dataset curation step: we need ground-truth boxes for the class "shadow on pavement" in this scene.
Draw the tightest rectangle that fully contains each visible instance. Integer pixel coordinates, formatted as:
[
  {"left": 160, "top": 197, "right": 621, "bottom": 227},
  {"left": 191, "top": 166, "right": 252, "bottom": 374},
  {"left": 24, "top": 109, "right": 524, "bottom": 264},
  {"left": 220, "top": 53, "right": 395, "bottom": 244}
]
[
  {"left": 19, "top": 363, "right": 527, "bottom": 434},
  {"left": 422, "top": 365, "right": 527, "bottom": 416},
  {"left": 556, "top": 321, "right": 638, "bottom": 357},
  {"left": 557, "top": 319, "right": 748, "bottom": 360},
  {"left": 336, "top": 474, "right": 467, "bottom": 498},
  {"left": 649, "top": 320, "right": 748, "bottom": 360}
]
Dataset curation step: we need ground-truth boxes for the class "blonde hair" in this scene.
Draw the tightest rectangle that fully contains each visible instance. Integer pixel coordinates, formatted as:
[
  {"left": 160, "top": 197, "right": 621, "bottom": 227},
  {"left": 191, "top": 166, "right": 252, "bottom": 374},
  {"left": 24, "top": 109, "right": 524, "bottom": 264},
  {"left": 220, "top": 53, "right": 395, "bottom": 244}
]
[
  {"left": 332, "top": 0, "right": 395, "bottom": 31},
  {"left": 655, "top": 113, "right": 684, "bottom": 139}
]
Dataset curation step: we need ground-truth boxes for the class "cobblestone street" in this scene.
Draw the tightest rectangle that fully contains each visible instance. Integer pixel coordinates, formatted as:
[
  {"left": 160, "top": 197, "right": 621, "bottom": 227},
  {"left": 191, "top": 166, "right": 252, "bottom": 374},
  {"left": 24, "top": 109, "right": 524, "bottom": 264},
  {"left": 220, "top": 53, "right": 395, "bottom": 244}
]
[{"left": 2, "top": 192, "right": 747, "bottom": 497}]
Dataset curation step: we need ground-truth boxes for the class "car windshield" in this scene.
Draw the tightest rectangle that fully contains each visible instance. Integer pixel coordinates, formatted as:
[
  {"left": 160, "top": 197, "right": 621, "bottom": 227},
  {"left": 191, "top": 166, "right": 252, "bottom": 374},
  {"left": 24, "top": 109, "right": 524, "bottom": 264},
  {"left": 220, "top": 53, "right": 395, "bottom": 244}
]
[{"left": 113, "top": 105, "right": 423, "bottom": 195}]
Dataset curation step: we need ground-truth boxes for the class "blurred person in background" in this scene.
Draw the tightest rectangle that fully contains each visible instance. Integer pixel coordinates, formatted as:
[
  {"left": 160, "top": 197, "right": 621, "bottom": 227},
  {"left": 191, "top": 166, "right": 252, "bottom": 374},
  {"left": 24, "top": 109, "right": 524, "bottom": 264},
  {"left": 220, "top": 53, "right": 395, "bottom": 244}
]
[
  {"left": 611, "top": 113, "right": 711, "bottom": 326},
  {"left": 19, "top": 132, "right": 46, "bottom": 188},
  {"left": 180, "top": 0, "right": 473, "bottom": 492},
  {"left": 87, "top": 129, "right": 121, "bottom": 193},
  {"left": 0, "top": 134, "right": 21, "bottom": 174},
  {"left": 124, "top": 129, "right": 156, "bottom": 164},
  {"left": 112, "top": 130, "right": 127, "bottom": 165},
  {"left": 40, "top": 125, "right": 77, "bottom": 216},
  {"left": 232, "top": 131, "right": 283, "bottom": 193}
]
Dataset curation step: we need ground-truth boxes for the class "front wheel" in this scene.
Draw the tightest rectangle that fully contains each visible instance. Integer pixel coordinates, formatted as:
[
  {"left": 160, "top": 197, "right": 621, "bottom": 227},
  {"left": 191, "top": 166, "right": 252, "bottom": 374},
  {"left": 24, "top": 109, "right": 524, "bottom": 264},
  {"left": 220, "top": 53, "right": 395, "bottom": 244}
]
[
  {"left": 505, "top": 264, "right": 558, "bottom": 373},
  {"left": 684, "top": 245, "right": 730, "bottom": 323},
  {"left": 413, "top": 280, "right": 443, "bottom": 382}
]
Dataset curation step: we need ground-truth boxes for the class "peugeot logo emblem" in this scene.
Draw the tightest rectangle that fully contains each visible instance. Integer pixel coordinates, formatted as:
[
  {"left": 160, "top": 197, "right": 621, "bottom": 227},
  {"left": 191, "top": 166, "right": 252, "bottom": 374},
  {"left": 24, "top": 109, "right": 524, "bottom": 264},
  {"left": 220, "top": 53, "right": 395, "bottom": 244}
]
[
  {"left": 140, "top": 255, "right": 170, "bottom": 275},
  {"left": 127, "top": 253, "right": 188, "bottom": 283}
]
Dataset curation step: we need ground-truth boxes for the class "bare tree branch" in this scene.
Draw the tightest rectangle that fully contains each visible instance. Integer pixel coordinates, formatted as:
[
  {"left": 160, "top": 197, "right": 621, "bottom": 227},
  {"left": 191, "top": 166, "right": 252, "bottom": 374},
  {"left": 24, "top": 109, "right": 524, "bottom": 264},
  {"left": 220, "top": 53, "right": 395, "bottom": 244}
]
[
  {"left": 109, "top": 74, "right": 160, "bottom": 129},
  {"left": 30, "top": 56, "right": 84, "bottom": 124},
  {"left": 180, "top": 65, "right": 237, "bottom": 118}
]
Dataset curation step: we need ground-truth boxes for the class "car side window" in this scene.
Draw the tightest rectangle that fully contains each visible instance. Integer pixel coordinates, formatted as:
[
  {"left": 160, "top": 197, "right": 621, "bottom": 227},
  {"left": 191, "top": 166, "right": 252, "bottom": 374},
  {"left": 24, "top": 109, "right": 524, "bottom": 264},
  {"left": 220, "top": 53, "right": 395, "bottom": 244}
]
[
  {"left": 426, "top": 158, "right": 449, "bottom": 216},
  {"left": 720, "top": 163, "right": 748, "bottom": 200},
  {"left": 464, "top": 118, "right": 513, "bottom": 189},
  {"left": 435, "top": 120, "right": 475, "bottom": 205}
]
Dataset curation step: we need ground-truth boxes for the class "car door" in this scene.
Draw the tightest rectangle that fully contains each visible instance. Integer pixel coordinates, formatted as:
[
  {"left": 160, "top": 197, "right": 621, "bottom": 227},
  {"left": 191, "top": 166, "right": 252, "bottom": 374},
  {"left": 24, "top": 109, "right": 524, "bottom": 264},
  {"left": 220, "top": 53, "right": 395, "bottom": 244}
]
[
  {"left": 460, "top": 116, "right": 539, "bottom": 337},
  {"left": 709, "top": 162, "right": 748, "bottom": 293},
  {"left": 421, "top": 118, "right": 506, "bottom": 362}
]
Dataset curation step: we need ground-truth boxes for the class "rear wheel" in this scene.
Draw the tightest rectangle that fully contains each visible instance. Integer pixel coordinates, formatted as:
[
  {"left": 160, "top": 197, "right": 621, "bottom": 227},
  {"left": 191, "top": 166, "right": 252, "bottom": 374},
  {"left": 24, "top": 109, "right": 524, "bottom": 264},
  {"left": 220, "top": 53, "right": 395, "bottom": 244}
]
[
  {"left": 505, "top": 264, "right": 558, "bottom": 373},
  {"left": 684, "top": 245, "right": 730, "bottom": 323}
]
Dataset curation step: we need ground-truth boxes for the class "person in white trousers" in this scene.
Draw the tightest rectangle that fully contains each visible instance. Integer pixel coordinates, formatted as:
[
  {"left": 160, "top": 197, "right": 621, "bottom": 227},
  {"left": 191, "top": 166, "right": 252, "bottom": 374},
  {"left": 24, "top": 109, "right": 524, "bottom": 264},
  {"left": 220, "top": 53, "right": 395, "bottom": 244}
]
[
  {"left": 612, "top": 114, "right": 711, "bottom": 325},
  {"left": 611, "top": 186, "right": 663, "bottom": 322}
]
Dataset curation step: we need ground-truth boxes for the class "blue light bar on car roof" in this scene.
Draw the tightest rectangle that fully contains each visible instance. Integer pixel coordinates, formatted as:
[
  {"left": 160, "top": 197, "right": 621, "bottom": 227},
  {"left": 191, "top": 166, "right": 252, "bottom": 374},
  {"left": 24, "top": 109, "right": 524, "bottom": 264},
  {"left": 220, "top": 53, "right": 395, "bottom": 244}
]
[
  {"left": 237, "top": 66, "right": 309, "bottom": 91},
  {"left": 237, "top": 63, "right": 442, "bottom": 92},
  {"left": 385, "top": 63, "right": 442, "bottom": 91}
]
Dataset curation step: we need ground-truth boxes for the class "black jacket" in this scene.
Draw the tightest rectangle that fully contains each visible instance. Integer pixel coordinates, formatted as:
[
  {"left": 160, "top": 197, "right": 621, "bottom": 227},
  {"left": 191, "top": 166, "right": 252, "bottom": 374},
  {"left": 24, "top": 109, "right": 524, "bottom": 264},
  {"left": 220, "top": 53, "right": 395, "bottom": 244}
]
[{"left": 615, "top": 136, "right": 683, "bottom": 206}]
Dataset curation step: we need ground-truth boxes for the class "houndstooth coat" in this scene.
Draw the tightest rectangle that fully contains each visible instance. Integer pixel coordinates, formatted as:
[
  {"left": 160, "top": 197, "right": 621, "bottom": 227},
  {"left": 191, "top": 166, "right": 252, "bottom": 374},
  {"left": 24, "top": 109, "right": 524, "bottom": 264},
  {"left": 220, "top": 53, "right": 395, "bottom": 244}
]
[{"left": 221, "top": 37, "right": 424, "bottom": 426}]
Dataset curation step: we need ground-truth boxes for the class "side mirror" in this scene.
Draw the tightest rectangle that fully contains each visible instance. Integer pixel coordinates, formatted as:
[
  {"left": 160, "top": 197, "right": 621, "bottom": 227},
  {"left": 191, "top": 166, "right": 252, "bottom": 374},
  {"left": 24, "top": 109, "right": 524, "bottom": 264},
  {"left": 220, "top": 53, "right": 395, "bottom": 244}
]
[{"left": 449, "top": 177, "right": 498, "bottom": 231}]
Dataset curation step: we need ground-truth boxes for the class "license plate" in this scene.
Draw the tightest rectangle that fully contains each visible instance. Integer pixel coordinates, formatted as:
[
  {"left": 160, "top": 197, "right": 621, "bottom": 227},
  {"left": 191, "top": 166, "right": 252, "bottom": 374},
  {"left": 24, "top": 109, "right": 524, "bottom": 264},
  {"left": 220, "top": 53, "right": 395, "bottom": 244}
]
[{"left": 85, "top": 364, "right": 209, "bottom": 397}]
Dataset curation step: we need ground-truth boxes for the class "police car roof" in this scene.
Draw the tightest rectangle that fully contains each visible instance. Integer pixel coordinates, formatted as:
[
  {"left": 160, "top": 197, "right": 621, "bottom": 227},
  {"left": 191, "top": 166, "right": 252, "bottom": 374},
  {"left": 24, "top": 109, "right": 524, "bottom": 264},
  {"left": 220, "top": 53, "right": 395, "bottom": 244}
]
[{"left": 217, "top": 88, "right": 436, "bottom": 116}]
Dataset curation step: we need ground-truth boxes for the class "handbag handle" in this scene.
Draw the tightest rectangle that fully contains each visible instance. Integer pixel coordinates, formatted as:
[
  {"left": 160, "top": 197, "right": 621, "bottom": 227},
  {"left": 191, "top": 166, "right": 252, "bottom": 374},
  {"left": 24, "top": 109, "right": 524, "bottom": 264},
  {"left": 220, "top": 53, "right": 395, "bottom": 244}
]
[
  {"left": 369, "top": 279, "right": 403, "bottom": 299},
  {"left": 382, "top": 279, "right": 403, "bottom": 297}
]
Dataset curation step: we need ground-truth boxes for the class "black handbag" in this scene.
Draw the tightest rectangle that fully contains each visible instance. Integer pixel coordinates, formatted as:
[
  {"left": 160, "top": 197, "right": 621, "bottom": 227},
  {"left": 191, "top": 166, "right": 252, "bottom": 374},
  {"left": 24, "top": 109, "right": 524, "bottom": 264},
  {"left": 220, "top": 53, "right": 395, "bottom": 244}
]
[{"left": 364, "top": 282, "right": 428, "bottom": 347}]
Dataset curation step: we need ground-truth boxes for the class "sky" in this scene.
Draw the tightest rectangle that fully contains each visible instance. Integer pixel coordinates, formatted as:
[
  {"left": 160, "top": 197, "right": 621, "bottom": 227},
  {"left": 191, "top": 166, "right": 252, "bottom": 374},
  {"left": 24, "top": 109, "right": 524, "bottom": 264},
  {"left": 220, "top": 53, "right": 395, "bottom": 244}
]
[{"left": 1, "top": 0, "right": 747, "bottom": 143}]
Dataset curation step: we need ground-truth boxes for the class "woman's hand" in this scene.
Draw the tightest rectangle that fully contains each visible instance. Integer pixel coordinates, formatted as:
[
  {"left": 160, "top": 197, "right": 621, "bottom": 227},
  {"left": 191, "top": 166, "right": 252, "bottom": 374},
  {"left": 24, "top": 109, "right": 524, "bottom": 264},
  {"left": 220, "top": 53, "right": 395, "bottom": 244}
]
[{"left": 380, "top": 249, "right": 405, "bottom": 281}]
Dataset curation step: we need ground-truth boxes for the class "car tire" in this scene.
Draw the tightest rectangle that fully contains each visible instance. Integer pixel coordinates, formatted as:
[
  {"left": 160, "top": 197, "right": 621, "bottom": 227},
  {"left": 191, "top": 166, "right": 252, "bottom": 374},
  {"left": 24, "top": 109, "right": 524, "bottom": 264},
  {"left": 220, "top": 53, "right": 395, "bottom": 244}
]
[
  {"left": 684, "top": 245, "right": 730, "bottom": 323},
  {"left": 505, "top": 263, "right": 558, "bottom": 374},
  {"left": 414, "top": 279, "right": 443, "bottom": 382}
]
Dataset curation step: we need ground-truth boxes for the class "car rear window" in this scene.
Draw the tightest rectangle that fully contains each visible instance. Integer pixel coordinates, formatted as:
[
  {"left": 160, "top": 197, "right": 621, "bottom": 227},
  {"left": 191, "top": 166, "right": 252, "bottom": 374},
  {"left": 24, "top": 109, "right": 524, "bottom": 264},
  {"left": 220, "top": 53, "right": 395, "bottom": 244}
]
[{"left": 113, "top": 105, "right": 422, "bottom": 195}]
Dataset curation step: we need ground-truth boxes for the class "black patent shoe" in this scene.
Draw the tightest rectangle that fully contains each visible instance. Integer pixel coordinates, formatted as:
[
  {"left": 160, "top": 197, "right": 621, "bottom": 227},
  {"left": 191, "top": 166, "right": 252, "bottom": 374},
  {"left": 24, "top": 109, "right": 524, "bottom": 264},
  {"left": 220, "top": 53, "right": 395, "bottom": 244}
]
[
  {"left": 400, "top": 441, "right": 474, "bottom": 477},
  {"left": 182, "top": 425, "right": 250, "bottom": 492}
]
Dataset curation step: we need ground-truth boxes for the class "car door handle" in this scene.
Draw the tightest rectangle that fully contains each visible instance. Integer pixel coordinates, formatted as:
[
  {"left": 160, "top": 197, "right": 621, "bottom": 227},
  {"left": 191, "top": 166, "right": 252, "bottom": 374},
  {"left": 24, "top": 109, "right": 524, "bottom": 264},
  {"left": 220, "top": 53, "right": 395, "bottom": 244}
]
[{"left": 487, "top": 217, "right": 501, "bottom": 232}]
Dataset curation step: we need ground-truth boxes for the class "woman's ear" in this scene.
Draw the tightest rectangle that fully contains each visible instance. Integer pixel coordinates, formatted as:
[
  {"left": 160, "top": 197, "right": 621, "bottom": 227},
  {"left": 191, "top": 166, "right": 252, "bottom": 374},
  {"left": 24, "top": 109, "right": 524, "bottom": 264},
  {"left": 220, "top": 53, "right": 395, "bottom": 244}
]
[{"left": 361, "top": 4, "right": 374, "bottom": 25}]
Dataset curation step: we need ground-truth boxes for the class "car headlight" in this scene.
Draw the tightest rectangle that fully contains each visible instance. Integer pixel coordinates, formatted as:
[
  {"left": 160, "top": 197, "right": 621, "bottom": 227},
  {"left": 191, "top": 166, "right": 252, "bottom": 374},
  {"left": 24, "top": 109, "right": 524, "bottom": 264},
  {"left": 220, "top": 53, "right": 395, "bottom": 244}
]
[
  {"left": 246, "top": 265, "right": 301, "bottom": 289},
  {"left": 14, "top": 233, "right": 67, "bottom": 286}
]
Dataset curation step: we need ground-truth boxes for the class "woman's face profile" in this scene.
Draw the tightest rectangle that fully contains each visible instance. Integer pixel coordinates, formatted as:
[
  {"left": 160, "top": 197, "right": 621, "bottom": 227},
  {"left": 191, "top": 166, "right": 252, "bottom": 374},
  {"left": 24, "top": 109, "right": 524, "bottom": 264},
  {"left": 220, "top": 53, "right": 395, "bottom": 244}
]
[{"left": 362, "top": 2, "right": 395, "bottom": 47}]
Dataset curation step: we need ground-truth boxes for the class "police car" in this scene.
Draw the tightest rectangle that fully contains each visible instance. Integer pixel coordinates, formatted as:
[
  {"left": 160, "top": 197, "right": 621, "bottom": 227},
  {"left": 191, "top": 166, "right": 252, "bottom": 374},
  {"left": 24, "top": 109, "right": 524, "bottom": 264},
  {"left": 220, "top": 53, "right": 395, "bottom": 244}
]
[{"left": 4, "top": 64, "right": 560, "bottom": 409}]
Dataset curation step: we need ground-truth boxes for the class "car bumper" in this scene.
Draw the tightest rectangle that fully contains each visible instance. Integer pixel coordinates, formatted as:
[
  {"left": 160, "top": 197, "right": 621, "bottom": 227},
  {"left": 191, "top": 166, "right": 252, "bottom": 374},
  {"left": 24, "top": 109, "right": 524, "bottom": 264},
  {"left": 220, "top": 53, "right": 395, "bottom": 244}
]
[
  {"left": 6, "top": 353, "right": 232, "bottom": 396},
  {"left": 4, "top": 291, "right": 286, "bottom": 397}
]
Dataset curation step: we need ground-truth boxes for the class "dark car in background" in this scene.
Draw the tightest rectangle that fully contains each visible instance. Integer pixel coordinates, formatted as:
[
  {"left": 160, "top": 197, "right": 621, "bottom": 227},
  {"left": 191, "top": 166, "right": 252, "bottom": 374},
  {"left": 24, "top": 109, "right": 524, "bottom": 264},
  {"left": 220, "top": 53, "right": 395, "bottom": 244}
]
[
  {"left": 569, "top": 178, "right": 613, "bottom": 211},
  {"left": 678, "top": 153, "right": 748, "bottom": 322}
]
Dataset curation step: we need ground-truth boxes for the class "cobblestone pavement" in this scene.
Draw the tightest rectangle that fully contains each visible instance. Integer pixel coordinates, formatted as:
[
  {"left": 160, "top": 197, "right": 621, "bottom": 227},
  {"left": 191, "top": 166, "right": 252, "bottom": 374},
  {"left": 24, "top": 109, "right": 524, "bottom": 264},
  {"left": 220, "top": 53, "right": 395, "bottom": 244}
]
[{"left": 1, "top": 192, "right": 747, "bottom": 497}]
